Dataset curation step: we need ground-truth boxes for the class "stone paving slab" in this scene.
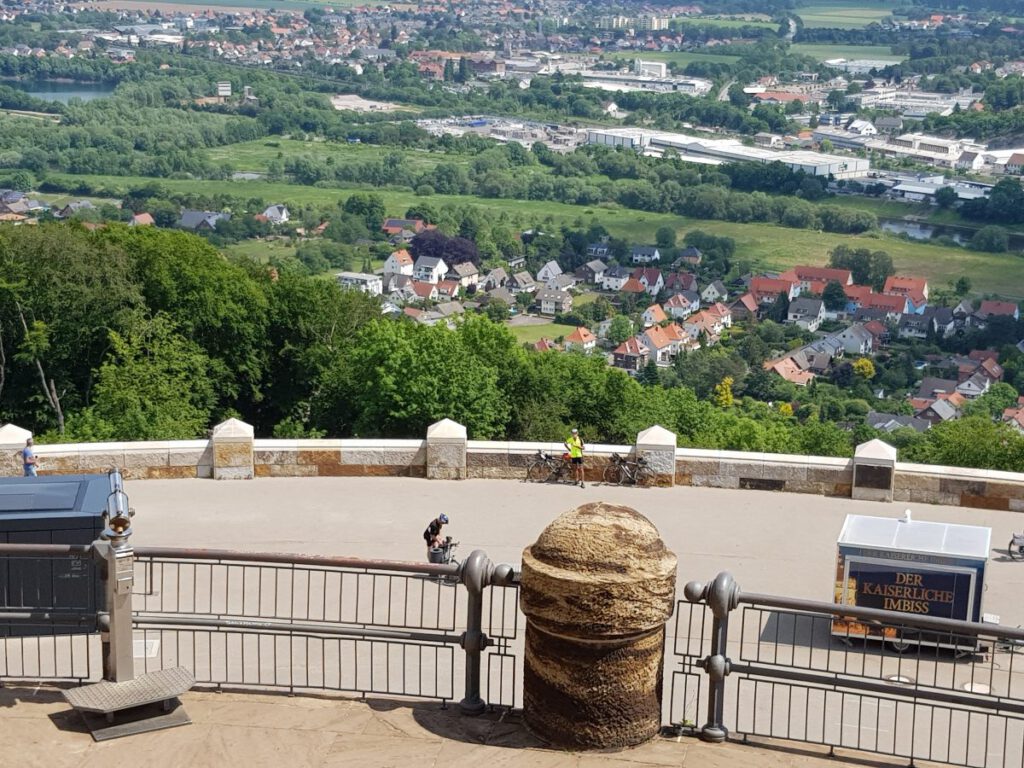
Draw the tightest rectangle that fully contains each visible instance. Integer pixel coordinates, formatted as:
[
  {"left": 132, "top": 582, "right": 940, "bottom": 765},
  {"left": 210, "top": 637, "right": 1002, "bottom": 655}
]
[{"left": 0, "top": 684, "right": 880, "bottom": 768}]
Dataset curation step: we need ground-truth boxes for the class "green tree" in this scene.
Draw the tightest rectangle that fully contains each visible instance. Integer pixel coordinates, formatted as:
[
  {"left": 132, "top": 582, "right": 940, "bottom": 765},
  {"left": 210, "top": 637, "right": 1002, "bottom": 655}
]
[
  {"left": 484, "top": 301, "right": 509, "bottom": 322},
  {"left": 822, "top": 280, "right": 848, "bottom": 311},
  {"left": 713, "top": 376, "right": 734, "bottom": 408},
  {"left": 935, "top": 186, "right": 958, "bottom": 209},
  {"left": 607, "top": 315, "right": 634, "bottom": 345},
  {"left": 972, "top": 225, "right": 1009, "bottom": 253},
  {"left": 655, "top": 225, "right": 676, "bottom": 249},
  {"left": 64, "top": 315, "right": 216, "bottom": 441},
  {"left": 954, "top": 276, "right": 972, "bottom": 296},
  {"left": 852, "top": 358, "right": 876, "bottom": 380}
]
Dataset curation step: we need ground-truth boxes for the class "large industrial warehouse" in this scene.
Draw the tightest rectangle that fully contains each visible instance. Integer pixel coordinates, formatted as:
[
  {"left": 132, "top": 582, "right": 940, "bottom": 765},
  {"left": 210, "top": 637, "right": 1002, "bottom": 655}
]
[{"left": 586, "top": 127, "right": 871, "bottom": 178}]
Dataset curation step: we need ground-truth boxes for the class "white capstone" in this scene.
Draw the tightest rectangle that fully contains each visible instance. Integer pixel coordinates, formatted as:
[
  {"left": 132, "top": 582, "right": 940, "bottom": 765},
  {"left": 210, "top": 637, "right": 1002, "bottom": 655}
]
[
  {"left": 0, "top": 423, "right": 32, "bottom": 448},
  {"left": 636, "top": 425, "right": 677, "bottom": 448},
  {"left": 426, "top": 419, "right": 467, "bottom": 442},
  {"left": 855, "top": 439, "right": 897, "bottom": 463},
  {"left": 211, "top": 418, "right": 255, "bottom": 441}
]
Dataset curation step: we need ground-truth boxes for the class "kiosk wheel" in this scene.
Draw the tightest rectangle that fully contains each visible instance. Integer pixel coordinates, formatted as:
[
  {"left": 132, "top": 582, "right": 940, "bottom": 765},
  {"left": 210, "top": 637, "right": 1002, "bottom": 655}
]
[{"left": 1009, "top": 539, "right": 1024, "bottom": 560}]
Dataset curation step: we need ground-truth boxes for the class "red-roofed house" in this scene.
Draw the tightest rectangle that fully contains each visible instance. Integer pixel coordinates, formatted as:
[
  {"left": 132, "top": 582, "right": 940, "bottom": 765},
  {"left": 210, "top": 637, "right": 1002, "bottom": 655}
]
[
  {"left": 664, "top": 272, "right": 698, "bottom": 294},
  {"left": 705, "top": 302, "right": 733, "bottom": 328},
  {"left": 129, "top": 212, "right": 154, "bottom": 227},
  {"left": 843, "top": 284, "right": 874, "bottom": 307},
  {"left": 1006, "top": 153, "right": 1024, "bottom": 175},
  {"left": 729, "top": 293, "right": 759, "bottom": 322},
  {"left": 436, "top": 280, "right": 460, "bottom": 300},
  {"left": 411, "top": 281, "right": 438, "bottom": 302},
  {"left": 665, "top": 292, "right": 699, "bottom": 319},
  {"left": 620, "top": 278, "right": 646, "bottom": 295},
  {"left": 750, "top": 276, "right": 800, "bottom": 305},
  {"left": 754, "top": 92, "right": 809, "bottom": 105},
  {"left": 533, "top": 338, "right": 559, "bottom": 352},
  {"left": 631, "top": 267, "right": 664, "bottom": 297},
  {"left": 642, "top": 304, "right": 668, "bottom": 327},
  {"left": 564, "top": 326, "right": 597, "bottom": 354},
  {"left": 883, "top": 276, "right": 929, "bottom": 312},
  {"left": 384, "top": 249, "right": 414, "bottom": 276},
  {"left": 764, "top": 356, "right": 815, "bottom": 386},
  {"left": 861, "top": 293, "right": 909, "bottom": 318},
  {"left": 778, "top": 266, "right": 852, "bottom": 292},
  {"left": 613, "top": 336, "right": 650, "bottom": 373},
  {"left": 977, "top": 300, "right": 1020, "bottom": 321}
]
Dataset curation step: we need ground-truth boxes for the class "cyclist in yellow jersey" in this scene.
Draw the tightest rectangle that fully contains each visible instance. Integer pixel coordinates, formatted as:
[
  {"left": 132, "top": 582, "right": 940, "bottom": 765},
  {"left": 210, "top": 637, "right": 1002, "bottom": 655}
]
[{"left": 565, "top": 428, "right": 585, "bottom": 488}]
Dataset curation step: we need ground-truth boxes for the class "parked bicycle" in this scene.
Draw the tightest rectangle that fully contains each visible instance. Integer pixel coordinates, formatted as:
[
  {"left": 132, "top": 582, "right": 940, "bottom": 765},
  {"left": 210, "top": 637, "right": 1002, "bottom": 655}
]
[
  {"left": 603, "top": 453, "right": 654, "bottom": 486},
  {"left": 526, "top": 450, "right": 573, "bottom": 483},
  {"left": 1009, "top": 533, "right": 1024, "bottom": 560}
]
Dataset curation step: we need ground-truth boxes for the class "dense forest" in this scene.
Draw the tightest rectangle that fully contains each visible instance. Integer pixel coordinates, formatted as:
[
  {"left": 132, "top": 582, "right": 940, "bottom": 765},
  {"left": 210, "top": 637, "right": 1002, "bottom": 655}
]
[{"left": 2, "top": 224, "right": 1024, "bottom": 473}]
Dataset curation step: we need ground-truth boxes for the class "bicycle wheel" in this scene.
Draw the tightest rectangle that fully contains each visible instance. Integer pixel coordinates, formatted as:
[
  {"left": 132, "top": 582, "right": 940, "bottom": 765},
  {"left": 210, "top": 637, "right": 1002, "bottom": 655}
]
[
  {"left": 526, "top": 461, "right": 549, "bottom": 482},
  {"left": 634, "top": 465, "right": 655, "bottom": 487},
  {"left": 1010, "top": 540, "right": 1024, "bottom": 560},
  {"left": 603, "top": 464, "right": 622, "bottom": 485}
]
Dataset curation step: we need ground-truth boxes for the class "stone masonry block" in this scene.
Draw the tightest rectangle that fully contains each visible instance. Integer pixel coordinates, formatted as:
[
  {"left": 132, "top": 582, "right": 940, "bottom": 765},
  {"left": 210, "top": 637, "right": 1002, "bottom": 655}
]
[
  {"left": 123, "top": 450, "right": 170, "bottom": 469},
  {"left": 169, "top": 448, "right": 213, "bottom": 467},
  {"left": 77, "top": 452, "right": 126, "bottom": 470},
  {"left": 254, "top": 450, "right": 299, "bottom": 466}
]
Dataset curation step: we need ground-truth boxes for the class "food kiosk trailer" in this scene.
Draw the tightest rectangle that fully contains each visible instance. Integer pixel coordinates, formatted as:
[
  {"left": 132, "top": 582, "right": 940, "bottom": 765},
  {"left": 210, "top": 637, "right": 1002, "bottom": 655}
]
[{"left": 832, "top": 513, "right": 991, "bottom": 651}]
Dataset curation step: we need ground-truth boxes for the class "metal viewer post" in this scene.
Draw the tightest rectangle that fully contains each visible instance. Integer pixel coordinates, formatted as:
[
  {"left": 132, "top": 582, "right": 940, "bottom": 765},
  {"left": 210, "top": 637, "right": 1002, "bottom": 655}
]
[
  {"left": 684, "top": 571, "right": 739, "bottom": 743},
  {"left": 95, "top": 467, "right": 135, "bottom": 683}
]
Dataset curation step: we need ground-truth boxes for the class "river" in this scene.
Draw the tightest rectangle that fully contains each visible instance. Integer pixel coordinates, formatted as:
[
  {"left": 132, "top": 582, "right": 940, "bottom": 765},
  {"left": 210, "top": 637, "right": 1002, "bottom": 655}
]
[
  {"left": 8, "top": 78, "right": 116, "bottom": 104},
  {"left": 879, "top": 217, "right": 1024, "bottom": 251}
]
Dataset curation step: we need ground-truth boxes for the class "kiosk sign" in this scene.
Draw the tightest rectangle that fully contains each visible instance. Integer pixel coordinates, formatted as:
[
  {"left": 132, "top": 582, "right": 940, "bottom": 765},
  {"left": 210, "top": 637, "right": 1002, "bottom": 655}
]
[{"left": 845, "top": 560, "right": 973, "bottom": 618}]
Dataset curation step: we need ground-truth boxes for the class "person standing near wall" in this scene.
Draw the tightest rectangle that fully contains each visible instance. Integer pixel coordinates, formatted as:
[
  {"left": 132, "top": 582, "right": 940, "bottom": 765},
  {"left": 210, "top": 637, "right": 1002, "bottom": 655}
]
[
  {"left": 20, "top": 437, "right": 38, "bottom": 477},
  {"left": 565, "top": 428, "right": 585, "bottom": 488}
]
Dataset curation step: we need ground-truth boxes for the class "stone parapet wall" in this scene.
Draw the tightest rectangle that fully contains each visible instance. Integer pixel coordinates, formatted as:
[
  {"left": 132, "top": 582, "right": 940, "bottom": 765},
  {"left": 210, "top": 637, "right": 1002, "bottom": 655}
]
[
  {"left": 895, "top": 462, "right": 1024, "bottom": 511},
  {"left": 675, "top": 448, "right": 853, "bottom": 496},
  {"left": 7, "top": 418, "right": 1024, "bottom": 513},
  {"left": 466, "top": 442, "right": 631, "bottom": 481},
  {"left": 30, "top": 441, "right": 213, "bottom": 479},
  {"left": 253, "top": 439, "right": 426, "bottom": 478}
]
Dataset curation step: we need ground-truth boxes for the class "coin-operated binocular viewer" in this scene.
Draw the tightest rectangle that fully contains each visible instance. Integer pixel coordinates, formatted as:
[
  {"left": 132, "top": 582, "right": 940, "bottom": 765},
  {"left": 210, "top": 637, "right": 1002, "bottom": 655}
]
[{"left": 93, "top": 468, "right": 136, "bottom": 683}]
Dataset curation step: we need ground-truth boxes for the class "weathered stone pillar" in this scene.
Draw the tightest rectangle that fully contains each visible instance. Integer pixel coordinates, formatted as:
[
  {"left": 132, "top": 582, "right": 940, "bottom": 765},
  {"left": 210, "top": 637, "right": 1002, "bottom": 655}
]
[
  {"left": 636, "top": 424, "right": 677, "bottom": 486},
  {"left": 851, "top": 438, "right": 896, "bottom": 502},
  {"left": 0, "top": 423, "right": 32, "bottom": 477},
  {"left": 211, "top": 418, "right": 254, "bottom": 480},
  {"left": 520, "top": 502, "right": 677, "bottom": 749},
  {"left": 426, "top": 418, "right": 467, "bottom": 480}
]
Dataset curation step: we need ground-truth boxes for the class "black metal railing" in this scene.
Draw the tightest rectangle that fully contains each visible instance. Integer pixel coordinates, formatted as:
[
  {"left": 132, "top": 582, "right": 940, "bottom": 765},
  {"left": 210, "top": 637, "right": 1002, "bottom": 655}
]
[
  {"left": 672, "top": 572, "right": 1024, "bottom": 768},
  {"left": 0, "top": 543, "right": 519, "bottom": 712}
]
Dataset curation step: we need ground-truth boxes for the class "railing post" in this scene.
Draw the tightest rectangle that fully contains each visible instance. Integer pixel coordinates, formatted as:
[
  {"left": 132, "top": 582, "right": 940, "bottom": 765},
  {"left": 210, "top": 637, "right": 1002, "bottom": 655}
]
[
  {"left": 684, "top": 571, "right": 739, "bottom": 743},
  {"left": 458, "top": 549, "right": 515, "bottom": 715}
]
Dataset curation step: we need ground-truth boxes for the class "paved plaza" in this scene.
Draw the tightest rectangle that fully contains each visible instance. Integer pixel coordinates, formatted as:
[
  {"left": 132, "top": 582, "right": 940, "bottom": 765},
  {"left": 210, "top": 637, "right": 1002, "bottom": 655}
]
[{"left": 5, "top": 476, "right": 1024, "bottom": 767}]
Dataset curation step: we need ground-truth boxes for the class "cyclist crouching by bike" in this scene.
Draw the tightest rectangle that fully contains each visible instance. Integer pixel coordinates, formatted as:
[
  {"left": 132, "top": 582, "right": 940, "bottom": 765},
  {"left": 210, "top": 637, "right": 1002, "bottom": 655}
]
[
  {"left": 565, "top": 428, "right": 585, "bottom": 488},
  {"left": 424, "top": 513, "right": 449, "bottom": 559}
]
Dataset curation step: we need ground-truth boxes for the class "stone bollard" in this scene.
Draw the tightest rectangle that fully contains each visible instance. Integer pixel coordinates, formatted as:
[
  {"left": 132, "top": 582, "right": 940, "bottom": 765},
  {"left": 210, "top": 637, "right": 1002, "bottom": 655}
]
[
  {"left": 635, "top": 425, "right": 677, "bottom": 486},
  {"left": 426, "top": 418, "right": 467, "bottom": 480},
  {"left": 519, "top": 502, "right": 677, "bottom": 749},
  {"left": 211, "top": 418, "right": 255, "bottom": 480},
  {"left": 0, "top": 423, "right": 32, "bottom": 477}
]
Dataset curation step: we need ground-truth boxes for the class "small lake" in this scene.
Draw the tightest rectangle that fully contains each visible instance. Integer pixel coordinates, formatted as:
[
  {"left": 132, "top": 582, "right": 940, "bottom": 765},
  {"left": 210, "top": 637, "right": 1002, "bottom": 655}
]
[
  {"left": 879, "top": 219, "right": 970, "bottom": 246},
  {"left": 9, "top": 79, "right": 116, "bottom": 104}
]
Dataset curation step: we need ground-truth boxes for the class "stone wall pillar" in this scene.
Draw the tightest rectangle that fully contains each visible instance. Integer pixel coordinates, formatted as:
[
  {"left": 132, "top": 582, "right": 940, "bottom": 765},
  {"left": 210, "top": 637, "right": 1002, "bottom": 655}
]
[
  {"left": 211, "top": 418, "right": 254, "bottom": 480},
  {"left": 636, "top": 424, "right": 677, "bottom": 486},
  {"left": 519, "top": 502, "right": 677, "bottom": 750},
  {"left": 851, "top": 439, "right": 896, "bottom": 502},
  {"left": 426, "top": 419, "right": 467, "bottom": 480},
  {"left": 0, "top": 423, "right": 32, "bottom": 477}
]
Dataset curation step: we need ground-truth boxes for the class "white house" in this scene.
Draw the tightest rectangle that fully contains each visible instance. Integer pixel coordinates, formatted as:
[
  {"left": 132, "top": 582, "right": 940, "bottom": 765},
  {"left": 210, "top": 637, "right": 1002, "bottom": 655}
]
[
  {"left": 414, "top": 256, "right": 449, "bottom": 284},
  {"left": 260, "top": 204, "right": 290, "bottom": 225},
  {"left": 537, "top": 260, "right": 563, "bottom": 284},
  {"left": 787, "top": 297, "right": 825, "bottom": 332},
  {"left": 701, "top": 280, "right": 727, "bottom": 304},
  {"left": 664, "top": 291, "right": 700, "bottom": 319},
  {"left": 601, "top": 265, "right": 630, "bottom": 291},
  {"left": 536, "top": 289, "right": 572, "bottom": 315},
  {"left": 336, "top": 271, "right": 383, "bottom": 296},
  {"left": 631, "top": 245, "right": 661, "bottom": 264},
  {"left": 564, "top": 326, "right": 597, "bottom": 354},
  {"left": 383, "top": 249, "right": 414, "bottom": 276},
  {"left": 451, "top": 261, "right": 479, "bottom": 289}
]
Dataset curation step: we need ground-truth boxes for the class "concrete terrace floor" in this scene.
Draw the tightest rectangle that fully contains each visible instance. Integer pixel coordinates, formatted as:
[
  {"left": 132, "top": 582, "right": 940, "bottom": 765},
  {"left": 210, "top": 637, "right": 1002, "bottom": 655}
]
[{"left": 6, "top": 477, "right": 1024, "bottom": 767}]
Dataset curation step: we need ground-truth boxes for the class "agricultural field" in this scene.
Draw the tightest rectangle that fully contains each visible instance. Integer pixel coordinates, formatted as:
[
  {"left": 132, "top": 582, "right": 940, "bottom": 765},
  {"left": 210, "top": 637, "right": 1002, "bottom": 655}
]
[
  {"left": 796, "top": 1, "right": 897, "bottom": 28},
  {"left": 44, "top": 172, "right": 1024, "bottom": 298},
  {"left": 685, "top": 16, "right": 779, "bottom": 29},
  {"left": 206, "top": 139, "right": 471, "bottom": 173},
  {"left": 507, "top": 321, "right": 579, "bottom": 344},
  {"left": 790, "top": 43, "right": 904, "bottom": 62}
]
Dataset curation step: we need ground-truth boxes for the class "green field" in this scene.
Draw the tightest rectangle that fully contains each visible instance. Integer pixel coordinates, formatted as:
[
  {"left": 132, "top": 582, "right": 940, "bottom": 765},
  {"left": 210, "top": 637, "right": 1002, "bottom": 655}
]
[
  {"left": 44, "top": 172, "right": 1024, "bottom": 298},
  {"left": 685, "top": 16, "right": 779, "bottom": 29},
  {"left": 223, "top": 239, "right": 296, "bottom": 263},
  {"left": 207, "top": 139, "right": 468, "bottom": 173},
  {"left": 790, "top": 43, "right": 904, "bottom": 62},
  {"left": 508, "top": 321, "right": 579, "bottom": 344},
  {"left": 797, "top": 1, "right": 896, "bottom": 28}
]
